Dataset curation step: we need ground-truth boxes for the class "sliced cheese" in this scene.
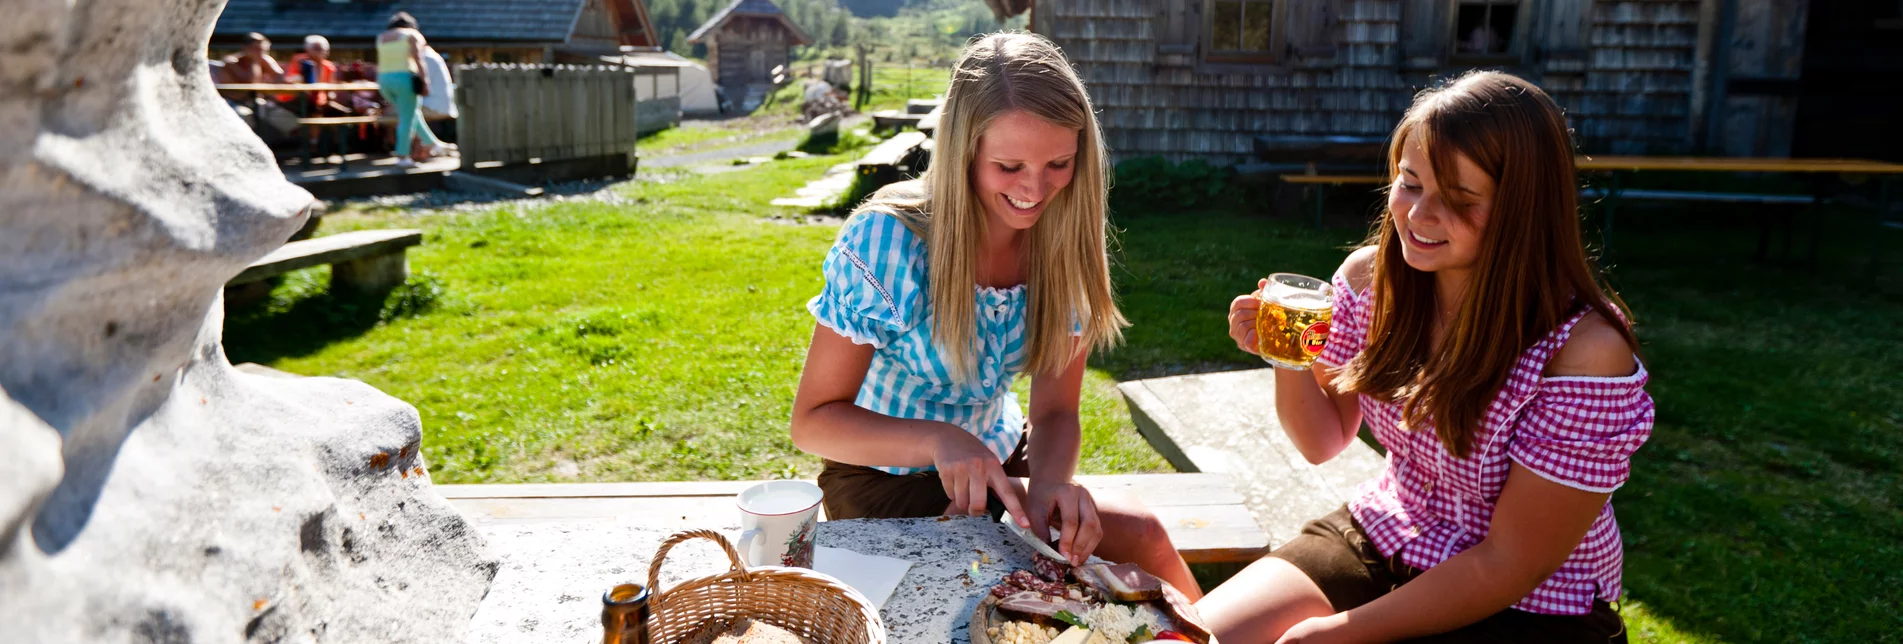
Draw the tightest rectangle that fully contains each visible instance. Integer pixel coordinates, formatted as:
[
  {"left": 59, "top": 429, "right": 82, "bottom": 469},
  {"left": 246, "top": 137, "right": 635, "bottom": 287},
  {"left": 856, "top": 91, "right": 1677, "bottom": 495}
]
[{"left": 1049, "top": 626, "right": 1094, "bottom": 644}]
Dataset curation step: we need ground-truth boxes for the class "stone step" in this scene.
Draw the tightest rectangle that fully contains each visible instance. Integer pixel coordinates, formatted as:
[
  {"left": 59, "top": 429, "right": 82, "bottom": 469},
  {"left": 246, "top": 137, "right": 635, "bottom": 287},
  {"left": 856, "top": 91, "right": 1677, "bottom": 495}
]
[
  {"left": 772, "top": 163, "right": 861, "bottom": 209},
  {"left": 1118, "top": 368, "right": 1386, "bottom": 548}
]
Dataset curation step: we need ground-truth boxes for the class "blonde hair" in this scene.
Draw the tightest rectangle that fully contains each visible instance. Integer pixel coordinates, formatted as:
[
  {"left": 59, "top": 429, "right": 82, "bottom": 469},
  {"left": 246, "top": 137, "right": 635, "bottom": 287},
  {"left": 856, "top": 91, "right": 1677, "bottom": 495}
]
[{"left": 851, "top": 31, "right": 1125, "bottom": 381}]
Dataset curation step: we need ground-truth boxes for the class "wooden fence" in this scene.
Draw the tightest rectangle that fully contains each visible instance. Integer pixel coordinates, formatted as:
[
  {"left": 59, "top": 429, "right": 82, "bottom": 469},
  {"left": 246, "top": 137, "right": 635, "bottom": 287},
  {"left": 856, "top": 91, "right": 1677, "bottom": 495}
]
[
  {"left": 455, "top": 64, "right": 639, "bottom": 166},
  {"left": 632, "top": 65, "right": 682, "bottom": 135}
]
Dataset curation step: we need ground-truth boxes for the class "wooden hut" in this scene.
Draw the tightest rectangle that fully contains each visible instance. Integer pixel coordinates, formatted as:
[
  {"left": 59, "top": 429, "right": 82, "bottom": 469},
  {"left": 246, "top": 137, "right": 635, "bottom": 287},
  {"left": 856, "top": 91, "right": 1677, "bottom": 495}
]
[
  {"left": 687, "top": 0, "right": 814, "bottom": 111},
  {"left": 987, "top": 0, "right": 1903, "bottom": 164}
]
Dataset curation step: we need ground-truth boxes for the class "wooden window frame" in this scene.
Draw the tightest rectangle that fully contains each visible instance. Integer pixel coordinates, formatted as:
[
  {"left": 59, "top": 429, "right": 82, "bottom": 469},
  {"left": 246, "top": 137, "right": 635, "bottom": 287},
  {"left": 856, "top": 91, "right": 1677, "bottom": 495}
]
[
  {"left": 1203, "top": 0, "right": 1288, "bottom": 65},
  {"left": 1445, "top": 0, "right": 1535, "bottom": 66}
]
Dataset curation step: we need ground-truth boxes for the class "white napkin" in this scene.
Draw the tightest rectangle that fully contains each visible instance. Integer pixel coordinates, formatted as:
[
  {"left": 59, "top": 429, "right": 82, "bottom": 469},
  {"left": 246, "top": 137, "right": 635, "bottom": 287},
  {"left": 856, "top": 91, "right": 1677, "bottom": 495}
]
[{"left": 813, "top": 546, "right": 912, "bottom": 609}]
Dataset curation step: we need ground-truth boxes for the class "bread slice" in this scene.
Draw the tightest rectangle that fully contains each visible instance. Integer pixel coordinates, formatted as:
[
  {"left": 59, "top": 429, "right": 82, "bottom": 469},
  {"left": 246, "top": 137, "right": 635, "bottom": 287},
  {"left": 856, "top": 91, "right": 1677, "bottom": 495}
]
[{"left": 680, "top": 617, "right": 811, "bottom": 644}]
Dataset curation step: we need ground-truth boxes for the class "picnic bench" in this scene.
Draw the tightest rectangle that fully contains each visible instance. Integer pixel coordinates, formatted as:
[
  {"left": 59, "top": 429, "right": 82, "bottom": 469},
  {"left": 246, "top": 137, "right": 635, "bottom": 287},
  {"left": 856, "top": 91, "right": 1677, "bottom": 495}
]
[
  {"left": 857, "top": 130, "right": 930, "bottom": 188},
  {"left": 440, "top": 472, "right": 1270, "bottom": 565},
  {"left": 227, "top": 228, "right": 422, "bottom": 296},
  {"left": 1276, "top": 155, "right": 1903, "bottom": 265},
  {"left": 1574, "top": 155, "right": 1903, "bottom": 260},
  {"left": 1280, "top": 173, "right": 1386, "bottom": 228},
  {"left": 216, "top": 82, "right": 459, "bottom": 170},
  {"left": 871, "top": 99, "right": 942, "bottom": 132}
]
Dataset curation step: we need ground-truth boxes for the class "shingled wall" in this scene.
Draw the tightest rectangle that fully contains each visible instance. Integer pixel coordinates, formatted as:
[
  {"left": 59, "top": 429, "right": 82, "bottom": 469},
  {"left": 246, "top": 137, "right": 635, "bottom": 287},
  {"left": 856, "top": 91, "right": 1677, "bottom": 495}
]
[{"left": 1035, "top": 0, "right": 1759, "bottom": 164}]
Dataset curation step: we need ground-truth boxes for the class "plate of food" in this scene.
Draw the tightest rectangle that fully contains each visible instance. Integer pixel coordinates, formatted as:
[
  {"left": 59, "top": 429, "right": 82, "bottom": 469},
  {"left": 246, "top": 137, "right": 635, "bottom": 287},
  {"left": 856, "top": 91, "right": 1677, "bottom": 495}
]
[{"left": 967, "top": 552, "right": 1216, "bottom": 644}]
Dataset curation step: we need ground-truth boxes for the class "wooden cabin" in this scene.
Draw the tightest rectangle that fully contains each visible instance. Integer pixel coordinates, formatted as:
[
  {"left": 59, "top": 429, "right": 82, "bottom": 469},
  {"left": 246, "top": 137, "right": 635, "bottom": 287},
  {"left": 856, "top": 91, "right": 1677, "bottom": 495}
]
[
  {"left": 687, "top": 0, "right": 814, "bottom": 111},
  {"left": 988, "top": 0, "right": 1903, "bottom": 164},
  {"left": 213, "top": 0, "right": 662, "bottom": 67}
]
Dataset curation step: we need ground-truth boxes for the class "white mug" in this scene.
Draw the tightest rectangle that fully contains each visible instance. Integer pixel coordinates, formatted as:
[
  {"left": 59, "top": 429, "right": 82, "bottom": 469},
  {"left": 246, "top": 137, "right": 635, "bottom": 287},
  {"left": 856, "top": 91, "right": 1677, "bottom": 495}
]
[{"left": 736, "top": 480, "right": 823, "bottom": 569}]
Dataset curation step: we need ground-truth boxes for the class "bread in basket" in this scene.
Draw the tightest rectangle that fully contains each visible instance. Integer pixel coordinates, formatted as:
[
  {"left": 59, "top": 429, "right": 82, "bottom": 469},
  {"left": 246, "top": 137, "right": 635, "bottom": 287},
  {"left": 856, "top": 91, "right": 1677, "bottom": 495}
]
[{"left": 645, "top": 529, "right": 887, "bottom": 644}]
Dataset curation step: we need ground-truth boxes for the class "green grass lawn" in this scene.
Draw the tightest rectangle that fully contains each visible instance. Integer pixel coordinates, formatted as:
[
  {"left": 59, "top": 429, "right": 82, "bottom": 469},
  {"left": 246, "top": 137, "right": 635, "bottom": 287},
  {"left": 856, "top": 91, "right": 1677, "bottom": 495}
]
[
  {"left": 230, "top": 161, "right": 1900, "bottom": 641},
  {"left": 229, "top": 153, "right": 1166, "bottom": 486}
]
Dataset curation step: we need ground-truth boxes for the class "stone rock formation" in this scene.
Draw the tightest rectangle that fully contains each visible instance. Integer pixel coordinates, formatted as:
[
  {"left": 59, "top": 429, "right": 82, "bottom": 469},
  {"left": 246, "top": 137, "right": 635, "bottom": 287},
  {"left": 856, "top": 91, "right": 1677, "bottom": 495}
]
[{"left": 0, "top": 0, "right": 497, "bottom": 641}]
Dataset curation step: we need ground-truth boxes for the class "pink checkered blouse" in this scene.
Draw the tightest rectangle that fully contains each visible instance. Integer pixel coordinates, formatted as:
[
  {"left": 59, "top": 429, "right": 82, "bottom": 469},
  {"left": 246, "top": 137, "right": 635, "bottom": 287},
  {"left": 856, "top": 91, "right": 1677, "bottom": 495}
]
[{"left": 1314, "top": 270, "right": 1654, "bottom": 615}]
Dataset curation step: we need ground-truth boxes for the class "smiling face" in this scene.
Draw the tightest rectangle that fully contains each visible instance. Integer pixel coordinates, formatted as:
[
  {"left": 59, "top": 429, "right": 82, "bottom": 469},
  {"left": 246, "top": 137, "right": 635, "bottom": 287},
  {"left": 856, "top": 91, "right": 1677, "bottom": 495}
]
[
  {"left": 970, "top": 110, "right": 1079, "bottom": 233},
  {"left": 1388, "top": 132, "right": 1494, "bottom": 277}
]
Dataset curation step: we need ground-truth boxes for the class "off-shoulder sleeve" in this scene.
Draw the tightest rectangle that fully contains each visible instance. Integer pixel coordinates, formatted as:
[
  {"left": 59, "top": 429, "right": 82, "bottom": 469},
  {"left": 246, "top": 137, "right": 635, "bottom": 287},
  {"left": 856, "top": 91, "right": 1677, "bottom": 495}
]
[
  {"left": 806, "top": 212, "right": 927, "bottom": 348},
  {"left": 1313, "top": 269, "right": 1369, "bottom": 368},
  {"left": 1508, "top": 367, "right": 1655, "bottom": 493}
]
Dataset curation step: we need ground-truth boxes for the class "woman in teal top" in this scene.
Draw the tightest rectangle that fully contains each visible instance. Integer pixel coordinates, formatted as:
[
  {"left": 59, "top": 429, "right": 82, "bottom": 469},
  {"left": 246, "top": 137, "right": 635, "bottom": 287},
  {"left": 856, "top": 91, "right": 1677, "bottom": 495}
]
[
  {"left": 789, "top": 32, "right": 1199, "bottom": 596},
  {"left": 376, "top": 12, "right": 445, "bottom": 167}
]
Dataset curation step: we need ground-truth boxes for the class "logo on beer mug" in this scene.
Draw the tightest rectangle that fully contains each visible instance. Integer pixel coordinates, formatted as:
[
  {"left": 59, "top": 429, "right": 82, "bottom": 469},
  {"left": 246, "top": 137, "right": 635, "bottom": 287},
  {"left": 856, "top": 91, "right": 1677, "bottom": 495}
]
[{"left": 1254, "top": 273, "right": 1334, "bottom": 370}]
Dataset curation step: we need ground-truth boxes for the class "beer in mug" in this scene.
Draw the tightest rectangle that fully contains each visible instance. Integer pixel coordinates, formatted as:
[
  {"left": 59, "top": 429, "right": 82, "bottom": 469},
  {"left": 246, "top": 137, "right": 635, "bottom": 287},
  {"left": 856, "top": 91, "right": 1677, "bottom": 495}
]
[{"left": 1254, "top": 273, "right": 1334, "bottom": 370}]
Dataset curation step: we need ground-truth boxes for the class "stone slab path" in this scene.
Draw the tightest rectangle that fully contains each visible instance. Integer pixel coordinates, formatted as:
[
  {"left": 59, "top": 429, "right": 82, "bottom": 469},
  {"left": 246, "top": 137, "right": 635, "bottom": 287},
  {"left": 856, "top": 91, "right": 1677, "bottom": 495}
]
[
  {"left": 770, "top": 161, "right": 858, "bottom": 209},
  {"left": 1118, "top": 368, "right": 1387, "bottom": 548}
]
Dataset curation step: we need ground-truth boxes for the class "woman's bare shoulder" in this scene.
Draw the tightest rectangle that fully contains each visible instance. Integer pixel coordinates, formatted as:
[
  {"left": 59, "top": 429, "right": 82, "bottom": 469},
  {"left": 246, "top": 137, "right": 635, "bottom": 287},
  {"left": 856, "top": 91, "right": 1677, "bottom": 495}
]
[
  {"left": 1548, "top": 310, "right": 1637, "bottom": 378},
  {"left": 1339, "top": 246, "right": 1378, "bottom": 293}
]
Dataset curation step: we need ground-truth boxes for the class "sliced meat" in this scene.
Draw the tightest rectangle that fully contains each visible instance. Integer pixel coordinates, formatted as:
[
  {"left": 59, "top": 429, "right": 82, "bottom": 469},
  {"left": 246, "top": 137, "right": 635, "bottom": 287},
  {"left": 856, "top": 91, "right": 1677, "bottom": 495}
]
[
  {"left": 1072, "top": 563, "right": 1163, "bottom": 602},
  {"left": 994, "top": 591, "right": 1093, "bottom": 627},
  {"left": 1033, "top": 554, "right": 1070, "bottom": 583},
  {"left": 1156, "top": 581, "right": 1214, "bottom": 644},
  {"left": 1005, "top": 569, "right": 1071, "bottom": 597}
]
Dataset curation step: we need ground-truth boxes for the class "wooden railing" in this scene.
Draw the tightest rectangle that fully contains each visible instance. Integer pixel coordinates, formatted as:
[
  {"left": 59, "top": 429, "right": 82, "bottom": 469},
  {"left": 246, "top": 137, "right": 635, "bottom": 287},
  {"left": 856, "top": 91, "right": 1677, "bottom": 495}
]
[{"left": 454, "top": 64, "right": 638, "bottom": 166}]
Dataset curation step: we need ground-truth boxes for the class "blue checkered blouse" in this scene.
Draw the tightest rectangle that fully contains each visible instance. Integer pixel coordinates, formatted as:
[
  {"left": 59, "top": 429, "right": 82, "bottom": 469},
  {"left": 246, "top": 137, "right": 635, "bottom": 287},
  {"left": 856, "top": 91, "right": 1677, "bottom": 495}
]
[{"left": 806, "top": 211, "right": 1032, "bottom": 475}]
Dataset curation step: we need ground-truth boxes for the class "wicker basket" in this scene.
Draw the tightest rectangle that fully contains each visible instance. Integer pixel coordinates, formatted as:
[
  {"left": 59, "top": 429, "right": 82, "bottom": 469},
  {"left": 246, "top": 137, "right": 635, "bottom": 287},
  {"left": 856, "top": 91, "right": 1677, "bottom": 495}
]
[{"left": 645, "top": 529, "right": 887, "bottom": 644}]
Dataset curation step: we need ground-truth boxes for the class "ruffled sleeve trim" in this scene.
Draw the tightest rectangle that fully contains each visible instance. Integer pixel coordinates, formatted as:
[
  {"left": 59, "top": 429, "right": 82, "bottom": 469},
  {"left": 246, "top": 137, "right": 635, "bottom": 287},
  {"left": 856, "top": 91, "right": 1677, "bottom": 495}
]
[
  {"left": 807, "top": 295, "right": 886, "bottom": 347},
  {"left": 1507, "top": 366, "right": 1655, "bottom": 494},
  {"left": 806, "top": 212, "right": 927, "bottom": 349},
  {"left": 1313, "top": 269, "right": 1370, "bottom": 368}
]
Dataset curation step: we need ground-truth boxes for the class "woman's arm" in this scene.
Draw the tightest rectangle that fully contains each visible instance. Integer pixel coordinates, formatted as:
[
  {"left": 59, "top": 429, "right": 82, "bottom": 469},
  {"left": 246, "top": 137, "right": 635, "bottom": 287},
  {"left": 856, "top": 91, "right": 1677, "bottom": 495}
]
[
  {"left": 789, "top": 324, "right": 1028, "bottom": 520},
  {"left": 1023, "top": 343, "right": 1096, "bottom": 562},
  {"left": 1312, "top": 464, "right": 1610, "bottom": 641},
  {"left": 409, "top": 31, "right": 428, "bottom": 77},
  {"left": 1025, "top": 341, "right": 1088, "bottom": 487},
  {"left": 1229, "top": 248, "right": 1372, "bottom": 464}
]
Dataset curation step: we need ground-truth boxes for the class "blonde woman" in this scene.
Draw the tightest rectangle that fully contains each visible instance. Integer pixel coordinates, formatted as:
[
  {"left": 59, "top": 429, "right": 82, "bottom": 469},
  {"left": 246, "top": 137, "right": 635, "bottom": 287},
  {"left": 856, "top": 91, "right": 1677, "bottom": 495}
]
[{"left": 789, "top": 32, "right": 1198, "bottom": 596}]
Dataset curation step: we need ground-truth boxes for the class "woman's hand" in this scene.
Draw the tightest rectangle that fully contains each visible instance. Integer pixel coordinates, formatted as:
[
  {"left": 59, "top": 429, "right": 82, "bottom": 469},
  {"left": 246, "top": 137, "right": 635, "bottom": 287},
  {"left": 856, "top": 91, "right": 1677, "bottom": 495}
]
[
  {"left": 932, "top": 428, "right": 1028, "bottom": 521},
  {"left": 1228, "top": 278, "right": 1269, "bottom": 356},
  {"left": 1026, "top": 479, "right": 1102, "bottom": 566},
  {"left": 1273, "top": 613, "right": 1353, "bottom": 644}
]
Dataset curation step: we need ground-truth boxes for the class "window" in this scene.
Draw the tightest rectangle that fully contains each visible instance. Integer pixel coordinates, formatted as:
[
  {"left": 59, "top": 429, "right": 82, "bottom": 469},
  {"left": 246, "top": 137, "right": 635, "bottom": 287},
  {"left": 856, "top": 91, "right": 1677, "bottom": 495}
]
[
  {"left": 1453, "top": 1, "right": 1519, "bottom": 56},
  {"left": 1210, "top": 0, "right": 1286, "bottom": 60}
]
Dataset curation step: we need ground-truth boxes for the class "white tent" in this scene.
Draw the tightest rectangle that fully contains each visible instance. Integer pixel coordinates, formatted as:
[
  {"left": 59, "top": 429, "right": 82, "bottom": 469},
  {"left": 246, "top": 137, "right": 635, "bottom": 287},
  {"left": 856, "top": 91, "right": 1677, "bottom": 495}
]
[{"left": 618, "top": 51, "right": 720, "bottom": 117}]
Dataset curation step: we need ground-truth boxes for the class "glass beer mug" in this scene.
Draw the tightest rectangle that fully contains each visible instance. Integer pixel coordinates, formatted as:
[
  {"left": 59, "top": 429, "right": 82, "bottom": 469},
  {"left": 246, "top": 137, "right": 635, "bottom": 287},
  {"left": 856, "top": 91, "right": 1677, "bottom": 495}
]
[{"left": 1254, "top": 273, "right": 1334, "bottom": 370}]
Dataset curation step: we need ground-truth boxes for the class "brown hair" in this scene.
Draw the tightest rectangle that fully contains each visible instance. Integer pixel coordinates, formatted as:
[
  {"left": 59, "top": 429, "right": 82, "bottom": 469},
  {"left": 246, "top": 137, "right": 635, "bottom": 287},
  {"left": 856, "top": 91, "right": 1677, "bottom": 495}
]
[
  {"left": 853, "top": 32, "right": 1124, "bottom": 381},
  {"left": 1335, "top": 70, "right": 1639, "bottom": 458}
]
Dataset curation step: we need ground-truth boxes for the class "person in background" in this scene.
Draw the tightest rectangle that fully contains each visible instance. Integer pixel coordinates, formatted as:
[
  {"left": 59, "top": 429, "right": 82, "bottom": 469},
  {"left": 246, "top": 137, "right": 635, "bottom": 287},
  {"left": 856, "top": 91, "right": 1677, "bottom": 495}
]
[
  {"left": 377, "top": 12, "right": 446, "bottom": 167},
  {"left": 216, "top": 32, "right": 285, "bottom": 91},
  {"left": 416, "top": 45, "right": 459, "bottom": 150},
  {"left": 217, "top": 32, "right": 297, "bottom": 143},
  {"left": 287, "top": 35, "right": 342, "bottom": 112}
]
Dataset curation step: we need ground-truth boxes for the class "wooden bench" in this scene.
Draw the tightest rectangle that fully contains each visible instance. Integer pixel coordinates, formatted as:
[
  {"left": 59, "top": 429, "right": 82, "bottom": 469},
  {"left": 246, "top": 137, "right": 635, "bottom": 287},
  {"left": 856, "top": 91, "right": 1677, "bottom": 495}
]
[
  {"left": 857, "top": 130, "right": 930, "bottom": 188},
  {"left": 1579, "top": 182, "right": 1820, "bottom": 256},
  {"left": 1280, "top": 174, "right": 1385, "bottom": 228},
  {"left": 1284, "top": 175, "right": 1824, "bottom": 254},
  {"left": 439, "top": 472, "right": 1271, "bottom": 565},
  {"left": 228, "top": 228, "right": 423, "bottom": 297}
]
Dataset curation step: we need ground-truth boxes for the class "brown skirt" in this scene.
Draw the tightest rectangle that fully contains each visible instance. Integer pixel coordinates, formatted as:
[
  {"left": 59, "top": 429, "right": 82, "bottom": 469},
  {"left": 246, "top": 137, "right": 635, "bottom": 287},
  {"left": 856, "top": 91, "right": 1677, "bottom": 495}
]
[
  {"left": 1268, "top": 505, "right": 1628, "bottom": 643},
  {"left": 817, "top": 435, "right": 1031, "bottom": 521}
]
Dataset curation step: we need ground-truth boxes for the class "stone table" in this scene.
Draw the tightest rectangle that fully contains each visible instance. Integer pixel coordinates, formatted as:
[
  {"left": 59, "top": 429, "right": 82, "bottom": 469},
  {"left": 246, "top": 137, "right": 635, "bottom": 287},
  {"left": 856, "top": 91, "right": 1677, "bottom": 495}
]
[{"left": 468, "top": 516, "right": 1046, "bottom": 643}]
